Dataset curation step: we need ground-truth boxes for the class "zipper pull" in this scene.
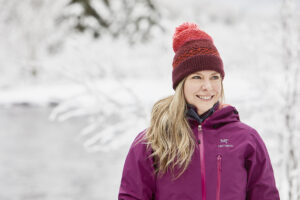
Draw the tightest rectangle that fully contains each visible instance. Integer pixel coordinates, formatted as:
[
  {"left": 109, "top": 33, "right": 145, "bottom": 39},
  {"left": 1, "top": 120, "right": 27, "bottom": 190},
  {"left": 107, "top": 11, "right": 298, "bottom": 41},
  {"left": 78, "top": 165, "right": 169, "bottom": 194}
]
[
  {"left": 198, "top": 125, "right": 202, "bottom": 144},
  {"left": 217, "top": 155, "right": 222, "bottom": 171},
  {"left": 198, "top": 124, "right": 202, "bottom": 131}
]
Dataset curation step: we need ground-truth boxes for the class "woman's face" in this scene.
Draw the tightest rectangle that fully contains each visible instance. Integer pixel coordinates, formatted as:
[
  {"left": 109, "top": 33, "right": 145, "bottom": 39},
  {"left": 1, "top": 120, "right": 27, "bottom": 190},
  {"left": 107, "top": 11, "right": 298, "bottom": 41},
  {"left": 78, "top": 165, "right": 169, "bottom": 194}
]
[{"left": 184, "top": 70, "right": 222, "bottom": 115}]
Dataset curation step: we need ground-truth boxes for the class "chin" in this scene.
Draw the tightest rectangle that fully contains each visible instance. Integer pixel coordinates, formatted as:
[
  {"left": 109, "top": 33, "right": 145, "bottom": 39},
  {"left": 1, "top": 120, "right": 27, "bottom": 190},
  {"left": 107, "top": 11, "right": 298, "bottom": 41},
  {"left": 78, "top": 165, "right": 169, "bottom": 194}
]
[{"left": 195, "top": 101, "right": 216, "bottom": 112}]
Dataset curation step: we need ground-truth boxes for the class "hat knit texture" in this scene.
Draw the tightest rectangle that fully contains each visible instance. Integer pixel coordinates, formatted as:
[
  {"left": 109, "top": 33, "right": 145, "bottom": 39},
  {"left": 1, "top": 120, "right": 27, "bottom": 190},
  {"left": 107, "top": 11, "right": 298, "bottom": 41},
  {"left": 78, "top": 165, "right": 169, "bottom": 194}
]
[{"left": 172, "top": 22, "right": 224, "bottom": 90}]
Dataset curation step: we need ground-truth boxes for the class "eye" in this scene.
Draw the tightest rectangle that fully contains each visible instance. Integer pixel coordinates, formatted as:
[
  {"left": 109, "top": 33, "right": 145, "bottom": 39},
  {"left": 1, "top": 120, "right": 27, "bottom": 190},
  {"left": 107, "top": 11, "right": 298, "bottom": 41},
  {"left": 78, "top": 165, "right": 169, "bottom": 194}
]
[
  {"left": 212, "top": 75, "right": 220, "bottom": 80},
  {"left": 192, "top": 75, "right": 201, "bottom": 79}
]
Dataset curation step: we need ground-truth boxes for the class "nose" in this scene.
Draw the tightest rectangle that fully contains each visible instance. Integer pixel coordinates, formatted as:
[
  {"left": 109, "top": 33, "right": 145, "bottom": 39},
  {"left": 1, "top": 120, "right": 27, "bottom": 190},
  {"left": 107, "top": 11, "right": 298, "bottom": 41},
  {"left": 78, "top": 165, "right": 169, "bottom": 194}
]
[{"left": 201, "top": 79, "right": 212, "bottom": 90}]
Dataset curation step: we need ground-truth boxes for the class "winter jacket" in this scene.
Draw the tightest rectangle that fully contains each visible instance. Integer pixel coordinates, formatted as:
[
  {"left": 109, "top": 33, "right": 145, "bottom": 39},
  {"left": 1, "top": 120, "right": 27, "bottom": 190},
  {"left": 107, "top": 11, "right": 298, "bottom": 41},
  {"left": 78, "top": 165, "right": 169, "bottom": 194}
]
[{"left": 118, "top": 104, "right": 280, "bottom": 200}]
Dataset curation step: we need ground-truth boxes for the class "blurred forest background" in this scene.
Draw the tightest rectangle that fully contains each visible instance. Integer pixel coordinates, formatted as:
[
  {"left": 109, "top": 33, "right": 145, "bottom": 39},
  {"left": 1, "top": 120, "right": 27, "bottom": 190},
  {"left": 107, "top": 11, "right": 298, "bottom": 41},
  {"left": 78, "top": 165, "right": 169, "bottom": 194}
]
[{"left": 0, "top": 0, "right": 300, "bottom": 199}]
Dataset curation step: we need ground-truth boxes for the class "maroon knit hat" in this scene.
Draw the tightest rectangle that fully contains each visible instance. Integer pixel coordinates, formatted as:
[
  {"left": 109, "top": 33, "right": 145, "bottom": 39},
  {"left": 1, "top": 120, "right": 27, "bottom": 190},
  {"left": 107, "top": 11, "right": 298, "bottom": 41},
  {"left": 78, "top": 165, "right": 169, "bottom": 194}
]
[{"left": 172, "top": 22, "right": 224, "bottom": 90}]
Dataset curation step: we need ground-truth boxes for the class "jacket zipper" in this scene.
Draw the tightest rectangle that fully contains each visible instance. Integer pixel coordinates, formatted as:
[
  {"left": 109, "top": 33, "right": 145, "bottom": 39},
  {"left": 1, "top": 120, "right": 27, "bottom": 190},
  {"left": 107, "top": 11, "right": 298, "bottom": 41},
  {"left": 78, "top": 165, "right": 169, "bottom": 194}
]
[
  {"left": 198, "top": 124, "right": 206, "bottom": 200},
  {"left": 216, "top": 154, "right": 222, "bottom": 200}
]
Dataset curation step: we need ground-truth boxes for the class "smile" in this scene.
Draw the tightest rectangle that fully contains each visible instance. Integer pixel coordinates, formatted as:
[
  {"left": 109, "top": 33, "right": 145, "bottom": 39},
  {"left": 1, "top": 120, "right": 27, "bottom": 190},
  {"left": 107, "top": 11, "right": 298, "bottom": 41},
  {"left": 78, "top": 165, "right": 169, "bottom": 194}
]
[{"left": 196, "top": 95, "right": 214, "bottom": 101}]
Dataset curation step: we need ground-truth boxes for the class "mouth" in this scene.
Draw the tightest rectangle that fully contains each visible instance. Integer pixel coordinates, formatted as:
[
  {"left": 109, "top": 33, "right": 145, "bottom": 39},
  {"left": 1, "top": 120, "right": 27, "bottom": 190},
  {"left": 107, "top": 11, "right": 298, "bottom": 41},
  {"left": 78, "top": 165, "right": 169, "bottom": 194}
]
[{"left": 196, "top": 95, "right": 214, "bottom": 101}]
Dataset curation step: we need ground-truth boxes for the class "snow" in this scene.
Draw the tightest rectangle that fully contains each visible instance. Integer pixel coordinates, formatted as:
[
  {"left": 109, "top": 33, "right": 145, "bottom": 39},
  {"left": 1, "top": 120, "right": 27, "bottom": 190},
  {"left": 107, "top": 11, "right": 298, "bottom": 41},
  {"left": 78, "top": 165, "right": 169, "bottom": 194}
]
[{"left": 0, "top": 83, "right": 85, "bottom": 108}]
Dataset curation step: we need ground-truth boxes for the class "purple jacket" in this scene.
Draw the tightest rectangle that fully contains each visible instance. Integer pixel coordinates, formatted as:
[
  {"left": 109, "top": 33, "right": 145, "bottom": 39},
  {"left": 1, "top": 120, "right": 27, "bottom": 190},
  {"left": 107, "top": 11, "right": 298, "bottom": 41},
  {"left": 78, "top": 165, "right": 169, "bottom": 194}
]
[{"left": 118, "top": 105, "right": 280, "bottom": 200}]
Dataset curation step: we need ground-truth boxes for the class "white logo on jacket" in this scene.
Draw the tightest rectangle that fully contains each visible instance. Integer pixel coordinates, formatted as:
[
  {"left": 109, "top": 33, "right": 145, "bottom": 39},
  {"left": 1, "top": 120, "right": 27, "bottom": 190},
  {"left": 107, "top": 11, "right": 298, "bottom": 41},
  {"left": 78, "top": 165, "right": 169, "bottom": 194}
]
[{"left": 218, "top": 138, "right": 234, "bottom": 148}]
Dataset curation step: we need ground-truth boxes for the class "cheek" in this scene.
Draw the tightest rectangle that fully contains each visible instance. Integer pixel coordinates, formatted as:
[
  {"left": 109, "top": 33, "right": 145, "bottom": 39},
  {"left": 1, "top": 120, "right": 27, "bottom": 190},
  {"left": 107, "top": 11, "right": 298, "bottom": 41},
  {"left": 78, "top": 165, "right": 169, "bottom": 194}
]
[
  {"left": 213, "top": 82, "right": 222, "bottom": 93},
  {"left": 183, "top": 84, "right": 189, "bottom": 99},
  {"left": 183, "top": 82, "right": 195, "bottom": 100}
]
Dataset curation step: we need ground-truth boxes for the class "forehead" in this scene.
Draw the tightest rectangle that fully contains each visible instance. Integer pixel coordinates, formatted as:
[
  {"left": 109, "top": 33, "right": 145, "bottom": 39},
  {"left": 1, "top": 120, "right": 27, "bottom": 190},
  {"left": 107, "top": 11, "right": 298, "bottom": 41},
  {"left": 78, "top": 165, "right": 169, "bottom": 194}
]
[{"left": 191, "top": 70, "right": 220, "bottom": 75}]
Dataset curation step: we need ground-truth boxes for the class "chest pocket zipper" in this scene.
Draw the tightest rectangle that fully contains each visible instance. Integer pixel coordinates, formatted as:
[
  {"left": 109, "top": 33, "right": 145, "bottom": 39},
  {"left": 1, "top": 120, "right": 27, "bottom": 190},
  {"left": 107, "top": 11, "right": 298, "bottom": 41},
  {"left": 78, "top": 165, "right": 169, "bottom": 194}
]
[{"left": 216, "top": 154, "right": 222, "bottom": 200}]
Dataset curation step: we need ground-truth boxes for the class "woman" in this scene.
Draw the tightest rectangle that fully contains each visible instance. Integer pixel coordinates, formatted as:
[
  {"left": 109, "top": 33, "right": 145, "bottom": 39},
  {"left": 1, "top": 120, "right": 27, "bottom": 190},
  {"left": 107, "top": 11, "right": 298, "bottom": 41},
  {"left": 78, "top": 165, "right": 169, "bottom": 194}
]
[{"left": 118, "top": 22, "right": 280, "bottom": 200}]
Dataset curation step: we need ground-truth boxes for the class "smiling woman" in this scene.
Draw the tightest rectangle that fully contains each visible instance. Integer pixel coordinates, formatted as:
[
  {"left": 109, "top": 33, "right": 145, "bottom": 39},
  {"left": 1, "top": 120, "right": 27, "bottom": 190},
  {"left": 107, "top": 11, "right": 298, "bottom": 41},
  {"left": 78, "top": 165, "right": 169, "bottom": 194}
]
[
  {"left": 118, "top": 22, "right": 280, "bottom": 200},
  {"left": 184, "top": 70, "right": 223, "bottom": 115}
]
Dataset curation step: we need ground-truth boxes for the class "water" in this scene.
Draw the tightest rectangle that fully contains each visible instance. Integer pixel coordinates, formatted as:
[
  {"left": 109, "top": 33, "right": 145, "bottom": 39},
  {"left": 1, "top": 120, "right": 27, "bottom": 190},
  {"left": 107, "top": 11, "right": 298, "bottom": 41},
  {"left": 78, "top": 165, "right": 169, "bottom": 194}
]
[{"left": 0, "top": 106, "right": 127, "bottom": 200}]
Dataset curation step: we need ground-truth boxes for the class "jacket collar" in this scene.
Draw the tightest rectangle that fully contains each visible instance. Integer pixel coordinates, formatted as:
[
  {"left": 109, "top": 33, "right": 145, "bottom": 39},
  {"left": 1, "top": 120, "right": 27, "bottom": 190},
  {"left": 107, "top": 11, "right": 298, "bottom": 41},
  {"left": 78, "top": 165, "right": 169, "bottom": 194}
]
[
  {"left": 186, "top": 102, "right": 240, "bottom": 129},
  {"left": 186, "top": 101, "right": 220, "bottom": 124}
]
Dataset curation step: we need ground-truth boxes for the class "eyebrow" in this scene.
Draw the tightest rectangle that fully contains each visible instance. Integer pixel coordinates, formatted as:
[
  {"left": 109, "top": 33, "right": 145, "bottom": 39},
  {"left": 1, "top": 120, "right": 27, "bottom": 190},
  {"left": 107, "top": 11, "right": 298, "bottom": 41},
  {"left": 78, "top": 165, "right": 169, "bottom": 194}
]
[{"left": 193, "top": 72, "right": 219, "bottom": 75}]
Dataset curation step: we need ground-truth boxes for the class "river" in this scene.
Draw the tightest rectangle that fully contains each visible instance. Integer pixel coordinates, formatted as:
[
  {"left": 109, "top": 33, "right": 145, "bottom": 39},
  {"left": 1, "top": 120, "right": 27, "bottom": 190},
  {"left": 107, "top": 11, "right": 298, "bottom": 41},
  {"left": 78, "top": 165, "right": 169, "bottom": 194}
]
[{"left": 0, "top": 106, "right": 127, "bottom": 200}]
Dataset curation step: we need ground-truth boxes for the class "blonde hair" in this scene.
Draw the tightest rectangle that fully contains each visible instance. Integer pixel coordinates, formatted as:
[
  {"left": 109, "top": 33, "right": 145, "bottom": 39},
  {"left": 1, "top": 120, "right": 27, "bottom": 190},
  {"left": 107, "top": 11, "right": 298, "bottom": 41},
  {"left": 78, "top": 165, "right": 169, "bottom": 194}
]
[{"left": 141, "top": 77, "right": 225, "bottom": 180}]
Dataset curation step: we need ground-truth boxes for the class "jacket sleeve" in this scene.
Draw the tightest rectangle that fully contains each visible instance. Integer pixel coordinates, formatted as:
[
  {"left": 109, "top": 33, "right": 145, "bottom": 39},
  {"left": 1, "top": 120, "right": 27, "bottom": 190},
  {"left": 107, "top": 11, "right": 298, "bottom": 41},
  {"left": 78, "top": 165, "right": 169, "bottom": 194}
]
[
  {"left": 245, "top": 130, "right": 280, "bottom": 200},
  {"left": 118, "top": 130, "right": 156, "bottom": 200}
]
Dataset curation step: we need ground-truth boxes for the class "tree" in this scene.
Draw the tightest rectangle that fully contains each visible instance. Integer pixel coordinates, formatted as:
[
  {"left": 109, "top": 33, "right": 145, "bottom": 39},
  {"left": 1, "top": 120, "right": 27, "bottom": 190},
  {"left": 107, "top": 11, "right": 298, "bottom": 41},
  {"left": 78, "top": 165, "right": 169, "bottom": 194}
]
[
  {"left": 0, "top": 0, "right": 65, "bottom": 81},
  {"left": 280, "top": 0, "right": 300, "bottom": 199},
  {"left": 58, "top": 0, "right": 164, "bottom": 44}
]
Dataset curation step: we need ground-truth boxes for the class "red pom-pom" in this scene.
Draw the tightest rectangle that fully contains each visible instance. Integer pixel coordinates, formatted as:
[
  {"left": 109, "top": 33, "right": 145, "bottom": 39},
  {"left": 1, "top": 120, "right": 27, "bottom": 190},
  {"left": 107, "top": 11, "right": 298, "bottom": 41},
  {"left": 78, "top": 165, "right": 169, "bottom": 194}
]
[
  {"left": 172, "top": 22, "right": 213, "bottom": 52},
  {"left": 173, "top": 22, "right": 199, "bottom": 38}
]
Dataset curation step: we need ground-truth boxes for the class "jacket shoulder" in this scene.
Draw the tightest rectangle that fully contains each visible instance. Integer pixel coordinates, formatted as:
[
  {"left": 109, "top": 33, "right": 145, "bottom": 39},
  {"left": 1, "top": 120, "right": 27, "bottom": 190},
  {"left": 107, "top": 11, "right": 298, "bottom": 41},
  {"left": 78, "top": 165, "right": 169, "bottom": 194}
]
[
  {"left": 227, "top": 121, "right": 264, "bottom": 146},
  {"left": 234, "top": 122, "right": 270, "bottom": 159},
  {"left": 236, "top": 122, "right": 264, "bottom": 144},
  {"left": 128, "top": 128, "right": 152, "bottom": 157},
  {"left": 131, "top": 128, "right": 148, "bottom": 147},
  {"left": 229, "top": 121, "right": 258, "bottom": 134}
]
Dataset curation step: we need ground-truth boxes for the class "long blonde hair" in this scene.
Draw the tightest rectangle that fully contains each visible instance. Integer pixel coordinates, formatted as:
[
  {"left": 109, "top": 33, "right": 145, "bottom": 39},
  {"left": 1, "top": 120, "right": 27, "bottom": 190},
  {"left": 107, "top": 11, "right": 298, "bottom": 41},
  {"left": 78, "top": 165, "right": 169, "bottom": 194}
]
[{"left": 142, "top": 77, "right": 225, "bottom": 180}]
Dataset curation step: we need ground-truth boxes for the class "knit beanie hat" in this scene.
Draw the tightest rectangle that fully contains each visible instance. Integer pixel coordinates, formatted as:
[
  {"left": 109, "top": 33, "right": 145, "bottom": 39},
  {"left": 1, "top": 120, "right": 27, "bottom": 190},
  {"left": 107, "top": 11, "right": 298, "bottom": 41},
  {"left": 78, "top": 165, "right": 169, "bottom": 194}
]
[{"left": 172, "top": 22, "right": 224, "bottom": 90}]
